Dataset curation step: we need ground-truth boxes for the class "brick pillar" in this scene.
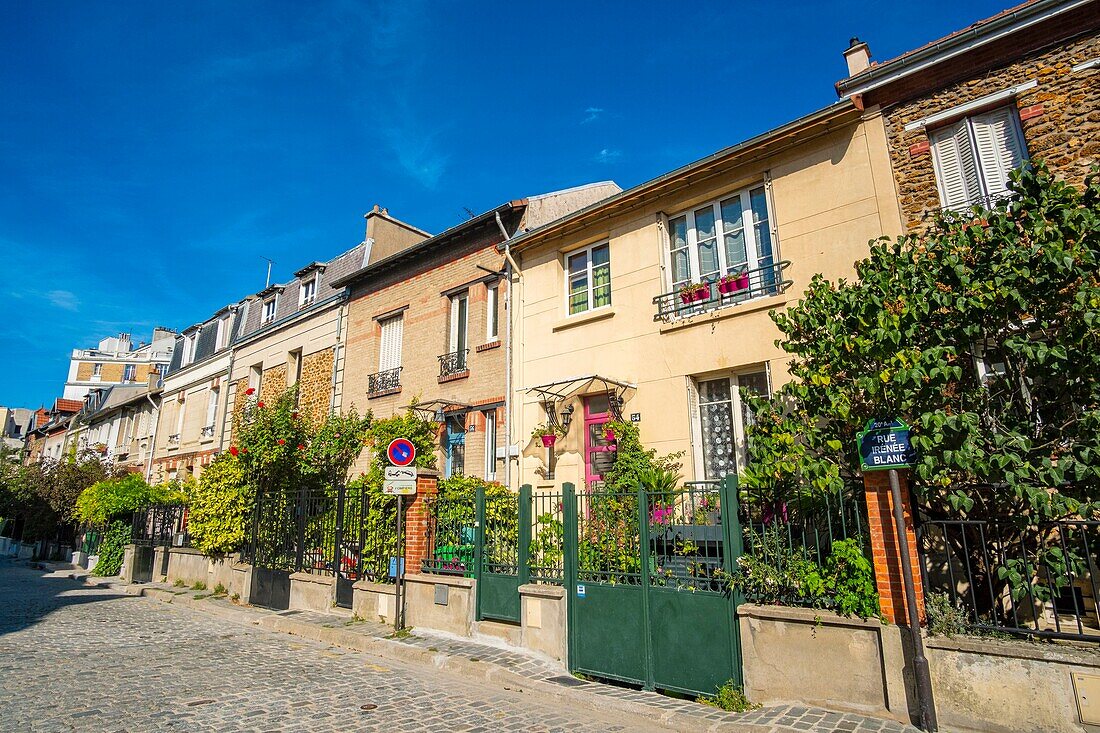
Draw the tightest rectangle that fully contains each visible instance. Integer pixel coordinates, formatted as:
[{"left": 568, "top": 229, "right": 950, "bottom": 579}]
[
  {"left": 863, "top": 469, "right": 925, "bottom": 626},
  {"left": 401, "top": 473, "right": 438, "bottom": 576}
]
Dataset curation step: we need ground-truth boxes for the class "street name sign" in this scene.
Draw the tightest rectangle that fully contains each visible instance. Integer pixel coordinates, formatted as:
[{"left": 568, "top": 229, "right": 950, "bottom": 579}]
[{"left": 857, "top": 418, "right": 917, "bottom": 471}]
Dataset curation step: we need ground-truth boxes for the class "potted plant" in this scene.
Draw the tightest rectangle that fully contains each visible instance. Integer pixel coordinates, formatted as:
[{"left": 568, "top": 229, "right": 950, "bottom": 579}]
[
  {"left": 678, "top": 282, "right": 711, "bottom": 304},
  {"left": 717, "top": 271, "right": 750, "bottom": 295},
  {"left": 532, "top": 424, "right": 562, "bottom": 448}
]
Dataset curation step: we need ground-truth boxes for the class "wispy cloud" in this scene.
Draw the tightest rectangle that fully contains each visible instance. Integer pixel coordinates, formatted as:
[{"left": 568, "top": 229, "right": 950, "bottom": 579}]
[
  {"left": 582, "top": 107, "right": 604, "bottom": 124},
  {"left": 46, "top": 290, "right": 79, "bottom": 311},
  {"left": 594, "top": 148, "right": 622, "bottom": 164}
]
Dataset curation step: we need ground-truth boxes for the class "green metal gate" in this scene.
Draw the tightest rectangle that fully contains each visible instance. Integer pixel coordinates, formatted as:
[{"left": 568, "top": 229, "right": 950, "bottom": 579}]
[
  {"left": 564, "top": 476, "right": 743, "bottom": 696},
  {"left": 474, "top": 485, "right": 531, "bottom": 622}
]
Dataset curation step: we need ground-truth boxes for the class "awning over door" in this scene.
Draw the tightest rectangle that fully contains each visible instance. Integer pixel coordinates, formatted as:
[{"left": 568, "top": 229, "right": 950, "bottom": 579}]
[{"left": 520, "top": 374, "right": 636, "bottom": 421}]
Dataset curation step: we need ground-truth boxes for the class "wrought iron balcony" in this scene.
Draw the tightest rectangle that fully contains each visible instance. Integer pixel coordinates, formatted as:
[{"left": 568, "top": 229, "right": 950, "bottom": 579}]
[
  {"left": 438, "top": 349, "right": 469, "bottom": 379},
  {"left": 367, "top": 366, "right": 402, "bottom": 395},
  {"left": 167, "top": 434, "right": 180, "bottom": 446},
  {"left": 200, "top": 425, "right": 215, "bottom": 438},
  {"left": 653, "top": 261, "right": 792, "bottom": 323}
]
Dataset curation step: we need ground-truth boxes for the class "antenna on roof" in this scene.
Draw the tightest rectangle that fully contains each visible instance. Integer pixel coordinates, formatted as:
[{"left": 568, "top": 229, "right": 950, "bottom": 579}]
[
  {"left": 463, "top": 207, "right": 477, "bottom": 219},
  {"left": 261, "top": 257, "right": 276, "bottom": 288}
]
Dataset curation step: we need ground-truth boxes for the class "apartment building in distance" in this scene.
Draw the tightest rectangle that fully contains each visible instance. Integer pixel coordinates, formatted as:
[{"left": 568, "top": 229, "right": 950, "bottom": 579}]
[
  {"left": 151, "top": 300, "right": 248, "bottom": 481},
  {"left": 68, "top": 380, "right": 160, "bottom": 475},
  {"left": 0, "top": 407, "right": 35, "bottom": 456},
  {"left": 63, "top": 329, "right": 176, "bottom": 401},
  {"left": 337, "top": 183, "right": 620, "bottom": 480},
  {"left": 23, "top": 398, "right": 83, "bottom": 463}
]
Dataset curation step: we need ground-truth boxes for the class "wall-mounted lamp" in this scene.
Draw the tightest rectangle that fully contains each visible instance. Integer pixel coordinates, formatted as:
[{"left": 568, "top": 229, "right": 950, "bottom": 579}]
[
  {"left": 433, "top": 407, "right": 446, "bottom": 423},
  {"left": 559, "top": 404, "right": 574, "bottom": 433}
]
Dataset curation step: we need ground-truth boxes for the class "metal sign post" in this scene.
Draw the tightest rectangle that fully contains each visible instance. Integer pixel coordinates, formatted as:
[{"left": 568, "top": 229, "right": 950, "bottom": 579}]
[{"left": 394, "top": 494, "right": 403, "bottom": 634}]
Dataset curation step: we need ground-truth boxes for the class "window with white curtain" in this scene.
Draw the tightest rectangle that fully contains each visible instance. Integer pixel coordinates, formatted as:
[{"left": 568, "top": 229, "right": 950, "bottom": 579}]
[
  {"left": 929, "top": 106, "right": 1027, "bottom": 211},
  {"left": 483, "top": 409, "right": 497, "bottom": 481},
  {"left": 486, "top": 282, "right": 499, "bottom": 341},
  {"left": 379, "top": 314, "right": 403, "bottom": 371},
  {"left": 566, "top": 242, "right": 610, "bottom": 315},
  {"left": 694, "top": 370, "right": 769, "bottom": 480},
  {"left": 668, "top": 185, "right": 776, "bottom": 293}
]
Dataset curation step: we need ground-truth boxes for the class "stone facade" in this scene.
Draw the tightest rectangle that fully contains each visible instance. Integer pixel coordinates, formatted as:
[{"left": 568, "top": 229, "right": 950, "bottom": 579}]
[
  {"left": 299, "top": 348, "right": 335, "bottom": 423},
  {"left": 882, "top": 31, "right": 1100, "bottom": 229},
  {"left": 259, "top": 364, "right": 288, "bottom": 404}
]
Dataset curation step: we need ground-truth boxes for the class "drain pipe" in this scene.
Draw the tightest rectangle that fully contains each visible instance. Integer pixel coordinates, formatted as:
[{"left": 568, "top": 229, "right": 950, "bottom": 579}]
[
  {"left": 495, "top": 212, "right": 522, "bottom": 490},
  {"left": 144, "top": 391, "right": 160, "bottom": 483}
]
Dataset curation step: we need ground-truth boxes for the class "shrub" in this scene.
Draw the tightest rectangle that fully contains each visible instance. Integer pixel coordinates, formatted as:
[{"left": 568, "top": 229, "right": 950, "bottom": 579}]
[
  {"left": 75, "top": 474, "right": 182, "bottom": 525},
  {"left": 91, "top": 521, "right": 131, "bottom": 577},
  {"left": 696, "top": 680, "right": 758, "bottom": 712},
  {"left": 926, "top": 592, "right": 971, "bottom": 637},
  {"left": 185, "top": 455, "right": 252, "bottom": 556}
]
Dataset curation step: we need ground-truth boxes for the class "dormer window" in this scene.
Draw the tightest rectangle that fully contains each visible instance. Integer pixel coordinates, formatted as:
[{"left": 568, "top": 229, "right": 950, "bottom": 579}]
[
  {"left": 262, "top": 297, "right": 278, "bottom": 325},
  {"left": 299, "top": 278, "right": 317, "bottom": 308}
]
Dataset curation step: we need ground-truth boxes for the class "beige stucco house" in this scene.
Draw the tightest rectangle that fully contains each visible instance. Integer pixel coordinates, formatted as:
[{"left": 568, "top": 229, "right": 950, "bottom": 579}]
[{"left": 507, "top": 99, "right": 903, "bottom": 490}]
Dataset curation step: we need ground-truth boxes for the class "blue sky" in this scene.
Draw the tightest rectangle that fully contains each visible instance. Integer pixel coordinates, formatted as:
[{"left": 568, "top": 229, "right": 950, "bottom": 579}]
[{"left": 0, "top": 0, "right": 1009, "bottom": 409}]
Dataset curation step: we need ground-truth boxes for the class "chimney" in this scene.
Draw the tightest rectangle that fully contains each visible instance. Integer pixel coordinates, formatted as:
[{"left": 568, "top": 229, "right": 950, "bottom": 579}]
[{"left": 844, "top": 37, "right": 871, "bottom": 76}]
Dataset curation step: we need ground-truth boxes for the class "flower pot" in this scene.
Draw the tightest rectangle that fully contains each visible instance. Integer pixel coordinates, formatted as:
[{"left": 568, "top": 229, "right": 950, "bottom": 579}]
[
  {"left": 735, "top": 273, "right": 749, "bottom": 291},
  {"left": 540, "top": 434, "right": 557, "bottom": 448},
  {"left": 679, "top": 291, "right": 694, "bottom": 305},
  {"left": 691, "top": 285, "right": 711, "bottom": 302}
]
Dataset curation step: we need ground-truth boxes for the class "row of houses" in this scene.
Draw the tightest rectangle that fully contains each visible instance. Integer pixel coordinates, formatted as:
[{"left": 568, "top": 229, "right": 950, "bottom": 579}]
[{"left": 21, "top": 1, "right": 1100, "bottom": 501}]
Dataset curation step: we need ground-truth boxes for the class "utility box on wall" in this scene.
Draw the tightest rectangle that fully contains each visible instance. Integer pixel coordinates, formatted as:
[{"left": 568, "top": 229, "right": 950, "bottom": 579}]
[{"left": 1073, "top": 672, "right": 1100, "bottom": 726}]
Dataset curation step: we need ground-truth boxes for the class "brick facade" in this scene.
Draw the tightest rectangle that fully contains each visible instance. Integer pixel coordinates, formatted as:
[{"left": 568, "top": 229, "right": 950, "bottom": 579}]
[
  {"left": 402, "top": 474, "right": 439, "bottom": 574},
  {"left": 863, "top": 469, "right": 925, "bottom": 626},
  {"left": 342, "top": 217, "right": 513, "bottom": 480},
  {"left": 881, "top": 31, "right": 1100, "bottom": 228}
]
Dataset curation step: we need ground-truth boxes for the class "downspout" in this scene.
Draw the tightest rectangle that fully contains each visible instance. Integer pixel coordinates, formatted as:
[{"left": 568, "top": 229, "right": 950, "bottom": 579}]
[
  {"left": 330, "top": 294, "right": 347, "bottom": 415},
  {"left": 495, "top": 212, "right": 522, "bottom": 490},
  {"left": 144, "top": 391, "right": 160, "bottom": 482}
]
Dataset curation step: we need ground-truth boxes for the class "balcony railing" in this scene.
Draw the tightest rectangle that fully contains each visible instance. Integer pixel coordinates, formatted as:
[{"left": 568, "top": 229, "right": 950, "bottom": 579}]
[
  {"left": 438, "top": 349, "right": 469, "bottom": 378},
  {"left": 367, "top": 366, "right": 402, "bottom": 395},
  {"left": 167, "top": 434, "right": 180, "bottom": 446},
  {"left": 200, "top": 425, "right": 215, "bottom": 438},
  {"left": 653, "top": 261, "right": 792, "bottom": 323}
]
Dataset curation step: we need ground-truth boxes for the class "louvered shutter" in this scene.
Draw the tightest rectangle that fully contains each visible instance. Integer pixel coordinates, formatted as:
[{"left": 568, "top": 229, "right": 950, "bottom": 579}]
[
  {"left": 971, "top": 107, "right": 1026, "bottom": 200},
  {"left": 930, "top": 120, "right": 982, "bottom": 209},
  {"left": 379, "top": 315, "right": 403, "bottom": 371}
]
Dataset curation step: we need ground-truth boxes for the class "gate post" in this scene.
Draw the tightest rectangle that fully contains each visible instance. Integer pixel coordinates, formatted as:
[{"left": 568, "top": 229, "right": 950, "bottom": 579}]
[
  {"left": 402, "top": 473, "right": 438, "bottom": 575},
  {"left": 562, "top": 483, "right": 578, "bottom": 669},
  {"left": 518, "top": 485, "right": 532, "bottom": 586},
  {"left": 333, "top": 480, "right": 346, "bottom": 580},
  {"left": 637, "top": 483, "right": 655, "bottom": 692},
  {"left": 474, "top": 482, "right": 487, "bottom": 620},
  {"left": 863, "top": 468, "right": 925, "bottom": 625},
  {"left": 720, "top": 474, "right": 746, "bottom": 688}
]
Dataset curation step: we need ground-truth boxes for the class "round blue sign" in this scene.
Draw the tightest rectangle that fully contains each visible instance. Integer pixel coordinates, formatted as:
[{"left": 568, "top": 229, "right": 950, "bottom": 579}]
[{"left": 387, "top": 438, "right": 416, "bottom": 467}]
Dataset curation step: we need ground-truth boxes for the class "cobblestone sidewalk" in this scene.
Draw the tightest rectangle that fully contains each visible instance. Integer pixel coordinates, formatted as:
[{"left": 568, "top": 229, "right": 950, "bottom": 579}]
[{"left": 51, "top": 562, "right": 922, "bottom": 733}]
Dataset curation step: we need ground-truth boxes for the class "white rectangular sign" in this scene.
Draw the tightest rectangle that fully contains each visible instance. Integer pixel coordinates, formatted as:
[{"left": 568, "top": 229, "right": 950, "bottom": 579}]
[
  {"left": 383, "top": 479, "right": 417, "bottom": 496},
  {"left": 384, "top": 466, "right": 417, "bottom": 481}
]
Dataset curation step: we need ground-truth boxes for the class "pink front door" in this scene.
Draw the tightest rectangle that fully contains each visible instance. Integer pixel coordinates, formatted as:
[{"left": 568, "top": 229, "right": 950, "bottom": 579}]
[{"left": 583, "top": 394, "right": 615, "bottom": 488}]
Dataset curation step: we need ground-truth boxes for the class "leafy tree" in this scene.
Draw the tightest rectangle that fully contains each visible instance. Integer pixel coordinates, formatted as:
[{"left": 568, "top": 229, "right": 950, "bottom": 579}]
[
  {"left": 184, "top": 454, "right": 252, "bottom": 555},
  {"left": 74, "top": 473, "right": 182, "bottom": 526},
  {"left": 742, "top": 163, "right": 1100, "bottom": 616}
]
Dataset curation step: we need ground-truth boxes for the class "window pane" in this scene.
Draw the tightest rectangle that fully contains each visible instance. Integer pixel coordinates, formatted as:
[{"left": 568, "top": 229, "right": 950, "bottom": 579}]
[
  {"left": 721, "top": 197, "right": 748, "bottom": 269},
  {"left": 592, "top": 243, "right": 609, "bottom": 267},
  {"left": 698, "top": 378, "right": 736, "bottom": 480},
  {"left": 569, "top": 273, "right": 588, "bottom": 314},
  {"left": 698, "top": 239, "right": 719, "bottom": 279},
  {"left": 669, "top": 216, "right": 688, "bottom": 249},
  {"left": 694, "top": 206, "right": 716, "bottom": 243},
  {"left": 568, "top": 251, "right": 588, "bottom": 275},
  {"left": 592, "top": 256, "right": 611, "bottom": 308},
  {"left": 671, "top": 249, "right": 691, "bottom": 286},
  {"left": 750, "top": 187, "right": 776, "bottom": 291}
]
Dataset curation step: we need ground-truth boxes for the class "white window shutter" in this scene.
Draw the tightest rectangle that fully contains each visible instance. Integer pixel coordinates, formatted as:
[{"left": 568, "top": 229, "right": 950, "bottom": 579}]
[
  {"left": 379, "top": 315, "right": 403, "bottom": 371},
  {"left": 930, "top": 120, "right": 982, "bottom": 209},
  {"left": 971, "top": 107, "right": 1026, "bottom": 199}
]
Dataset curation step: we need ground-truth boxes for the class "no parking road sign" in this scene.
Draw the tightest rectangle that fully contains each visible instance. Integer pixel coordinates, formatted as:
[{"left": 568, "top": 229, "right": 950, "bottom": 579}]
[{"left": 387, "top": 438, "right": 416, "bottom": 467}]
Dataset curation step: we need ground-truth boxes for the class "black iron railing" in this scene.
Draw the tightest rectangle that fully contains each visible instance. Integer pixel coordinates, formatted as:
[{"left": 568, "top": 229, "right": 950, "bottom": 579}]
[
  {"left": 934, "top": 190, "right": 1017, "bottom": 220},
  {"left": 132, "top": 504, "right": 188, "bottom": 548},
  {"left": 438, "top": 349, "right": 469, "bottom": 378},
  {"left": 167, "top": 434, "right": 180, "bottom": 446},
  {"left": 200, "top": 425, "right": 215, "bottom": 438},
  {"left": 422, "top": 492, "right": 477, "bottom": 576},
  {"left": 367, "top": 366, "right": 402, "bottom": 395},
  {"left": 919, "top": 516, "right": 1100, "bottom": 642},
  {"left": 653, "top": 261, "right": 792, "bottom": 322}
]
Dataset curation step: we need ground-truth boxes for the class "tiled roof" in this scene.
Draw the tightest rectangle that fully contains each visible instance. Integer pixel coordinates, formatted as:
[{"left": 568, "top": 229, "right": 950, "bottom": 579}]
[{"left": 54, "top": 398, "right": 83, "bottom": 413}]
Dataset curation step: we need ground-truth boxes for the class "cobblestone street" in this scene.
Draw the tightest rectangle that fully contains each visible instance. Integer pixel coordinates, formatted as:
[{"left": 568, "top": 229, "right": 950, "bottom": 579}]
[{"left": 0, "top": 562, "right": 659, "bottom": 732}]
